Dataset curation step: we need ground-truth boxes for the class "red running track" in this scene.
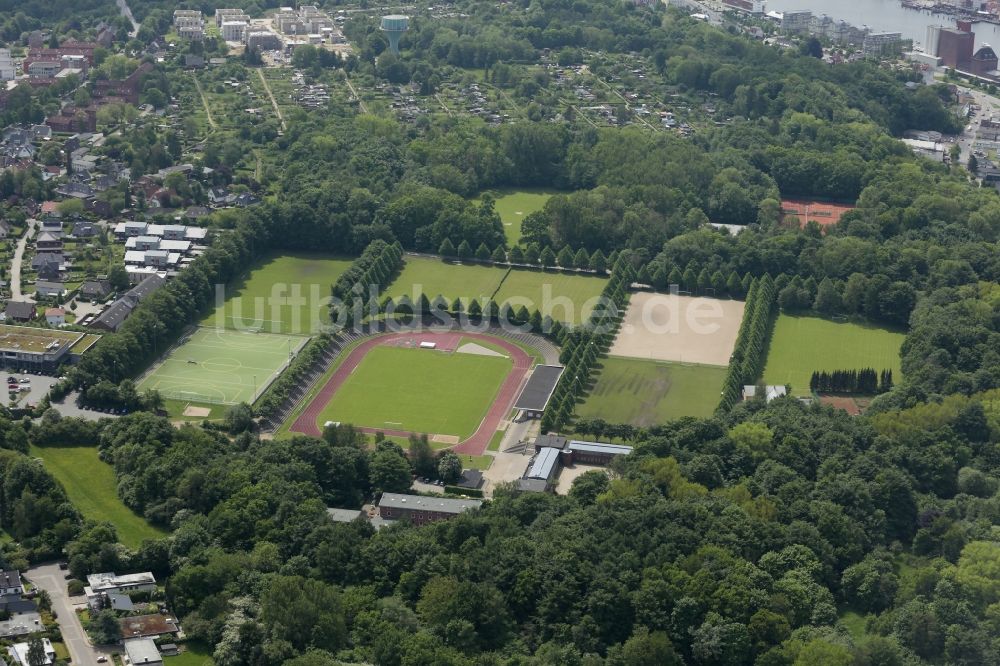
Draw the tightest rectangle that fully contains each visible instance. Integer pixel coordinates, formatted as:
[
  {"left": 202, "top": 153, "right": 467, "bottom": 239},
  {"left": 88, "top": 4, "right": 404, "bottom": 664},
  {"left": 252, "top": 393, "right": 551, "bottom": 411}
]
[{"left": 289, "top": 331, "right": 532, "bottom": 456}]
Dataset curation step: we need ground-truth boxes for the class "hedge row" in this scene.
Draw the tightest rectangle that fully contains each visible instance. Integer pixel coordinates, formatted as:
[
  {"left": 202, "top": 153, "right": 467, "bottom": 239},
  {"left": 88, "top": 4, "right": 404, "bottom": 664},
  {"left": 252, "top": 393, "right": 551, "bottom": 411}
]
[
  {"left": 719, "top": 274, "right": 777, "bottom": 410},
  {"left": 254, "top": 333, "right": 333, "bottom": 417},
  {"left": 542, "top": 256, "right": 635, "bottom": 433}
]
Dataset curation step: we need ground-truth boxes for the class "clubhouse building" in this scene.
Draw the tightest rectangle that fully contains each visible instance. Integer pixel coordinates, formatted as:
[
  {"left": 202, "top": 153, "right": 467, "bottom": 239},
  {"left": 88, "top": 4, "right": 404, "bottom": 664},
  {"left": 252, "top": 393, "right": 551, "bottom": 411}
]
[{"left": 518, "top": 435, "right": 633, "bottom": 493}]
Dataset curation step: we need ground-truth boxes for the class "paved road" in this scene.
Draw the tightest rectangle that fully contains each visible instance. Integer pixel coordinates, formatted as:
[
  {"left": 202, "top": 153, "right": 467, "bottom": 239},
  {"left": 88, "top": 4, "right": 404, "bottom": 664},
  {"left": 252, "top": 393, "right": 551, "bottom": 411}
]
[
  {"left": 25, "top": 563, "right": 109, "bottom": 666},
  {"left": 11, "top": 219, "right": 37, "bottom": 302},
  {"left": 116, "top": 0, "right": 140, "bottom": 36}
]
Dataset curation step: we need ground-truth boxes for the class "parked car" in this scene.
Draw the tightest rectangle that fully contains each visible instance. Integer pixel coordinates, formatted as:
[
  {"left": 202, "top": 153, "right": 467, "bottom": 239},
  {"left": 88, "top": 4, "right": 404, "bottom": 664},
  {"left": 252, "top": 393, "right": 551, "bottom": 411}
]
[{"left": 18, "top": 378, "right": 29, "bottom": 384}]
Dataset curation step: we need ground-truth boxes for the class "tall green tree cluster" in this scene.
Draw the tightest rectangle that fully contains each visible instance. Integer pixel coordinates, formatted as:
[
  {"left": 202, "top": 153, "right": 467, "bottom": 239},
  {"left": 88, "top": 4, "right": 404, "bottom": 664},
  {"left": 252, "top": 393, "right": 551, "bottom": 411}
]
[{"left": 720, "top": 275, "right": 778, "bottom": 410}]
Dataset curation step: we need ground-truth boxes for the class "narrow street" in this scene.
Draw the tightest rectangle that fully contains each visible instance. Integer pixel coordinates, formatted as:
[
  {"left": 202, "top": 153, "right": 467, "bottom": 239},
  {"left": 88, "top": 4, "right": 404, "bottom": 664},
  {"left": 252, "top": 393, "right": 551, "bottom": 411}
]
[
  {"left": 256, "top": 69, "right": 287, "bottom": 132},
  {"left": 25, "top": 563, "right": 109, "bottom": 666},
  {"left": 116, "top": 0, "right": 140, "bottom": 37},
  {"left": 11, "top": 219, "right": 37, "bottom": 302}
]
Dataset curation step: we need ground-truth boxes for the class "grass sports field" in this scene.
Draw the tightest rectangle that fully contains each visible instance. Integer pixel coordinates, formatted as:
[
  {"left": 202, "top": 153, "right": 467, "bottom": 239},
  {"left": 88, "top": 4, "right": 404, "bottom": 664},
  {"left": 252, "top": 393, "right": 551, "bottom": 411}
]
[
  {"left": 473, "top": 188, "right": 560, "bottom": 245},
  {"left": 317, "top": 346, "right": 512, "bottom": 438},
  {"left": 201, "top": 253, "right": 353, "bottom": 335},
  {"left": 30, "top": 445, "right": 165, "bottom": 548},
  {"left": 493, "top": 269, "right": 607, "bottom": 325},
  {"left": 576, "top": 357, "right": 727, "bottom": 426},
  {"left": 762, "top": 315, "right": 905, "bottom": 394},
  {"left": 138, "top": 328, "right": 308, "bottom": 404},
  {"left": 385, "top": 256, "right": 606, "bottom": 324},
  {"left": 386, "top": 256, "right": 508, "bottom": 307}
]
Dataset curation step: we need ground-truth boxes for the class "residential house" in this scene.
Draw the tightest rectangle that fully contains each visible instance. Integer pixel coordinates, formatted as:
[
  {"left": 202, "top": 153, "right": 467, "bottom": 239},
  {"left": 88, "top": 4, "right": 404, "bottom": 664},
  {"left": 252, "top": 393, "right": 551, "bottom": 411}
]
[
  {"left": 35, "top": 231, "right": 63, "bottom": 252},
  {"left": 377, "top": 493, "right": 483, "bottom": 526},
  {"left": 40, "top": 218, "right": 63, "bottom": 235},
  {"left": 119, "top": 614, "right": 179, "bottom": 640},
  {"left": 0, "top": 570, "right": 22, "bottom": 595},
  {"left": 79, "top": 279, "right": 112, "bottom": 301},
  {"left": 0, "top": 221, "right": 10, "bottom": 239},
  {"left": 3, "top": 302, "right": 35, "bottom": 322},
  {"left": 35, "top": 282, "right": 66, "bottom": 298},
  {"left": 45, "top": 308, "right": 65, "bottom": 326},
  {"left": 0, "top": 595, "right": 35, "bottom": 615},
  {"left": 93, "top": 62, "right": 154, "bottom": 105},
  {"left": 70, "top": 221, "right": 97, "bottom": 238},
  {"left": 184, "top": 206, "right": 210, "bottom": 220},
  {"left": 90, "top": 276, "right": 165, "bottom": 332},
  {"left": 123, "top": 638, "right": 161, "bottom": 666},
  {"left": 8, "top": 638, "right": 55, "bottom": 666}
]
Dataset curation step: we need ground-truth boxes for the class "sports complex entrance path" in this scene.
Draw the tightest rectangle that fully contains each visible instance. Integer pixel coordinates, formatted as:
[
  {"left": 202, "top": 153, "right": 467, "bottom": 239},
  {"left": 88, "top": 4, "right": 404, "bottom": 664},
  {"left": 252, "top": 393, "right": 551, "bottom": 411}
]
[{"left": 289, "top": 331, "right": 533, "bottom": 455}]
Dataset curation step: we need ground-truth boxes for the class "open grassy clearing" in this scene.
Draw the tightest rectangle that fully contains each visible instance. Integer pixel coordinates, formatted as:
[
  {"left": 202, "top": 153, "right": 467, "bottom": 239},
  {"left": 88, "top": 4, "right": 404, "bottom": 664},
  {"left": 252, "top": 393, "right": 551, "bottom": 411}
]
[
  {"left": 138, "top": 328, "right": 307, "bottom": 405},
  {"left": 576, "top": 356, "right": 727, "bottom": 426},
  {"left": 762, "top": 315, "right": 905, "bottom": 395},
  {"left": 473, "top": 188, "right": 560, "bottom": 245},
  {"left": 29, "top": 445, "right": 165, "bottom": 548},
  {"left": 386, "top": 256, "right": 508, "bottom": 307},
  {"left": 493, "top": 268, "right": 607, "bottom": 325},
  {"left": 316, "top": 346, "right": 512, "bottom": 439},
  {"left": 201, "top": 253, "right": 353, "bottom": 335},
  {"left": 166, "top": 641, "right": 214, "bottom": 666}
]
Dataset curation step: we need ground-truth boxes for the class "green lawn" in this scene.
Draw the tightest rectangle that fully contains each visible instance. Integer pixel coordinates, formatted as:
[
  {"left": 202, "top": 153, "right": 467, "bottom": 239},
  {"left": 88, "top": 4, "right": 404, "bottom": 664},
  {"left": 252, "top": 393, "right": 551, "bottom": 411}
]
[
  {"left": 201, "top": 253, "right": 353, "bottom": 335},
  {"left": 576, "top": 357, "right": 727, "bottom": 426},
  {"left": 166, "top": 642, "right": 214, "bottom": 666},
  {"left": 317, "top": 346, "right": 512, "bottom": 438},
  {"left": 138, "top": 328, "right": 308, "bottom": 405},
  {"left": 762, "top": 315, "right": 905, "bottom": 394},
  {"left": 29, "top": 445, "right": 166, "bottom": 548},
  {"left": 386, "top": 256, "right": 508, "bottom": 307},
  {"left": 473, "top": 188, "right": 561, "bottom": 245},
  {"left": 493, "top": 269, "right": 607, "bottom": 325}
]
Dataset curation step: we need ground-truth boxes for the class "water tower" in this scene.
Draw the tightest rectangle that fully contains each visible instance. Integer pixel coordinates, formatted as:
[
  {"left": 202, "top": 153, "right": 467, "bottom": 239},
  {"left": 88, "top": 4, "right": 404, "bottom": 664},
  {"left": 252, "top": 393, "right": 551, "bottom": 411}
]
[{"left": 380, "top": 14, "right": 409, "bottom": 55}]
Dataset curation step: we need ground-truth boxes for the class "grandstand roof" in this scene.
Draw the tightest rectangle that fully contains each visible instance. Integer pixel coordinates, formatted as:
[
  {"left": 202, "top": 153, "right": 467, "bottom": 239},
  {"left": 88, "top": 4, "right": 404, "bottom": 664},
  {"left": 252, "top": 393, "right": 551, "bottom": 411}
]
[{"left": 513, "top": 364, "right": 564, "bottom": 412}]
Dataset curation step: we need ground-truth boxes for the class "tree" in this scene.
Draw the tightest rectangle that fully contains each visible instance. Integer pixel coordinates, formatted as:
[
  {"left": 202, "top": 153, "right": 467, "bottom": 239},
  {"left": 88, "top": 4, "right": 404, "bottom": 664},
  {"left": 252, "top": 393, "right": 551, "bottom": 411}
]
[
  {"left": 224, "top": 403, "right": 253, "bottom": 434},
  {"left": 369, "top": 448, "right": 412, "bottom": 493},
  {"left": 968, "top": 153, "right": 979, "bottom": 175},
  {"left": 557, "top": 246, "right": 574, "bottom": 267},
  {"left": 573, "top": 247, "right": 590, "bottom": 270},
  {"left": 525, "top": 244, "right": 540, "bottom": 264},
  {"left": 490, "top": 246, "right": 506, "bottom": 263},
  {"left": 108, "top": 264, "right": 131, "bottom": 292},
  {"left": 475, "top": 243, "right": 491, "bottom": 261},
  {"left": 509, "top": 245, "right": 524, "bottom": 263},
  {"left": 437, "top": 452, "right": 462, "bottom": 484},
  {"left": 590, "top": 249, "right": 607, "bottom": 273},
  {"left": 439, "top": 238, "right": 456, "bottom": 257},
  {"left": 801, "top": 37, "right": 823, "bottom": 58},
  {"left": 86, "top": 609, "right": 123, "bottom": 645},
  {"left": 408, "top": 434, "right": 436, "bottom": 478},
  {"left": 539, "top": 246, "right": 557, "bottom": 267},
  {"left": 25, "top": 636, "right": 46, "bottom": 666},
  {"left": 57, "top": 198, "right": 85, "bottom": 216},
  {"left": 813, "top": 277, "right": 842, "bottom": 314}
]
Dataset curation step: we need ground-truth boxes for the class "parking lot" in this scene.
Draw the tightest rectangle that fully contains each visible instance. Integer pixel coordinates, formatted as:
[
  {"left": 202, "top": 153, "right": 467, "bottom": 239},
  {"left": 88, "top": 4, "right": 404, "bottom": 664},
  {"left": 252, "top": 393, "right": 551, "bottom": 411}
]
[{"left": 5, "top": 373, "right": 58, "bottom": 409}]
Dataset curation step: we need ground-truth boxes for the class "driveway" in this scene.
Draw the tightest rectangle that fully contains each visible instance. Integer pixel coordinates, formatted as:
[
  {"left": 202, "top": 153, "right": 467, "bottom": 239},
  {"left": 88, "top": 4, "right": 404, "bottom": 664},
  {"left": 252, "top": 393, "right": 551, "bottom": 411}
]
[
  {"left": 24, "top": 562, "right": 110, "bottom": 666},
  {"left": 11, "top": 219, "right": 38, "bottom": 302}
]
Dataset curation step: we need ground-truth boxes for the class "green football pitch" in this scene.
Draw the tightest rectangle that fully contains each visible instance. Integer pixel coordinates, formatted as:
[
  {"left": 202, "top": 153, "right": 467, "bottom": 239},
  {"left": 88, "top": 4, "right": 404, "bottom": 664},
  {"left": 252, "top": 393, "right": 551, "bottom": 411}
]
[
  {"left": 316, "top": 346, "right": 512, "bottom": 438},
  {"left": 201, "top": 253, "right": 353, "bottom": 335},
  {"left": 576, "top": 357, "right": 727, "bottom": 426},
  {"left": 385, "top": 256, "right": 607, "bottom": 324},
  {"left": 762, "top": 315, "right": 905, "bottom": 394},
  {"left": 139, "top": 328, "right": 308, "bottom": 404}
]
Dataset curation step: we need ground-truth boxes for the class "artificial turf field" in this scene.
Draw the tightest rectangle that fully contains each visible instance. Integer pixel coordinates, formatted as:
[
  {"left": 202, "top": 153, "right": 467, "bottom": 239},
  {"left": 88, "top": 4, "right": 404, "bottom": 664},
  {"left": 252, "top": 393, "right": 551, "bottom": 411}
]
[
  {"left": 473, "top": 188, "right": 560, "bottom": 245},
  {"left": 385, "top": 256, "right": 607, "bottom": 324},
  {"left": 201, "top": 253, "right": 353, "bottom": 335},
  {"left": 762, "top": 314, "right": 905, "bottom": 394},
  {"left": 575, "top": 357, "right": 727, "bottom": 426},
  {"left": 138, "top": 328, "right": 308, "bottom": 404},
  {"left": 29, "top": 445, "right": 166, "bottom": 548},
  {"left": 316, "top": 346, "right": 512, "bottom": 438}
]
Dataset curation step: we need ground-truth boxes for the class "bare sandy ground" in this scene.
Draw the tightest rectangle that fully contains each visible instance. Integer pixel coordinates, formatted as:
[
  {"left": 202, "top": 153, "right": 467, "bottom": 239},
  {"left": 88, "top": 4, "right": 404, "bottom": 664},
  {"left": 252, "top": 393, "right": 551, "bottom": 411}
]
[
  {"left": 183, "top": 405, "right": 212, "bottom": 417},
  {"left": 609, "top": 292, "right": 745, "bottom": 366},
  {"left": 456, "top": 342, "right": 506, "bottom": 357}
]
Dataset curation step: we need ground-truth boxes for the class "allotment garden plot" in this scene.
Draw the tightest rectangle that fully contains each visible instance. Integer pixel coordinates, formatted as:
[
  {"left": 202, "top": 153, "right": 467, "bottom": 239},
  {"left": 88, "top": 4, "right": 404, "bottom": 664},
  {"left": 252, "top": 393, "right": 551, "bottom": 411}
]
[{"left": 138, "top": 328, "right": 308, "bottom": 404}]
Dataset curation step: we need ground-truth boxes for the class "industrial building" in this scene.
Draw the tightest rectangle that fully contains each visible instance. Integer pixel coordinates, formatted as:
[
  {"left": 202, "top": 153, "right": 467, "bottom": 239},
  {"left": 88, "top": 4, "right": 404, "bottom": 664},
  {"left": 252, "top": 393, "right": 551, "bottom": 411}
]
[{"left": 0, "top": 50, "right": 14, "bottom": 80}]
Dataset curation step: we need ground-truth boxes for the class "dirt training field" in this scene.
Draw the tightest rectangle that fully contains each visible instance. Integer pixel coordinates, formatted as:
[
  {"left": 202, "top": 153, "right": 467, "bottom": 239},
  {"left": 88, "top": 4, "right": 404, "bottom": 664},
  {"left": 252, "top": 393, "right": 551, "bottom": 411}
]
[{"left": 609, "top": 292, "right": 745, "bottom": 366}]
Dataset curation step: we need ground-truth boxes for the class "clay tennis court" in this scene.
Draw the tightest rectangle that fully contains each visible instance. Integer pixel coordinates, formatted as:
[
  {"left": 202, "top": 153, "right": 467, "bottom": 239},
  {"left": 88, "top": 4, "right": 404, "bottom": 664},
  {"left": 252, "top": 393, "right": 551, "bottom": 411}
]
[
  {"left": 781, "top": 199, "right": 855, "bottom": 229},
  {"left": 608, "top": 292, "right": 745, "bottom": 366},
  {"left": 289, "top": 331, "right": 532, "bottom": 455}
]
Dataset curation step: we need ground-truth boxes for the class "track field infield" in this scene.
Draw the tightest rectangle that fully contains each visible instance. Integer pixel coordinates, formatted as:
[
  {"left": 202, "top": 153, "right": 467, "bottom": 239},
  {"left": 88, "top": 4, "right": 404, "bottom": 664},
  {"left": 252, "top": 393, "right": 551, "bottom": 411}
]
[
  {"left": 290, "top": 331, "right": 532, "bottom": 454},
  {"left": 138, "top": 328, "right": 308, "bottom": 404},
  {"left": 576, "top": 356, "right": 727, "bottom": 426},
  {"left": 201, "top": 253, "right": 353, "bottom": 335},
  {"left": 762, "top": 314, "right": 905, "bottom": 394}
]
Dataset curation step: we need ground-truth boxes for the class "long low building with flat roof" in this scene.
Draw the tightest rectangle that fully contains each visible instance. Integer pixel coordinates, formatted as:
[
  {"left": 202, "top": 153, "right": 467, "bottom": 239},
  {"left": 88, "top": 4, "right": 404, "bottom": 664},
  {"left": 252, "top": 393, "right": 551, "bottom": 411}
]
[
  {"left": 520, "top": 435, "right": 634, "bottom": 492},
  {"left": 0, "top": 324, "right": 86, "bottom": 371},
  {"left": 378, "top": 493, "right": 482, "bottom": 526}
]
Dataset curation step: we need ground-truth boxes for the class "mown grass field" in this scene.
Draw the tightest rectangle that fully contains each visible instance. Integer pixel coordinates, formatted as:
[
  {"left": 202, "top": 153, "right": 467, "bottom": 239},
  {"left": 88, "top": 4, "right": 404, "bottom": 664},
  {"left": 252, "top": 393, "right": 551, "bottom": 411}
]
[
  {"left": 317, "top": 346, "right": 512, "bottom": 438},
  {"left": 473, "top": 188, "right": 560, "bottom": 245},
  {"left": 166, "top": 641, "right": 214, "bottom": 666},
  {"left": 29, "top": 445, "right": 166, "bottom": 548},
  {"left": 385, "top": 256, "right": 606, "bottom": 324},
  {"left": 385, "top": 256, "right": 508, "bottom": 307},
  {"left": 493, "top": 269, "right": 607, "bottom": 325},
  {"left": 762, "top": 315, "right": 905, "bottom": 394},
  {"left": 576, "top": 357, "right": 727, "bottom": 426},
  {"left": 201, "top": 253, "right": 353, "bottom": 335}
]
